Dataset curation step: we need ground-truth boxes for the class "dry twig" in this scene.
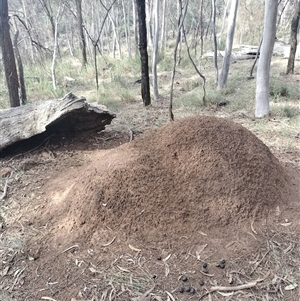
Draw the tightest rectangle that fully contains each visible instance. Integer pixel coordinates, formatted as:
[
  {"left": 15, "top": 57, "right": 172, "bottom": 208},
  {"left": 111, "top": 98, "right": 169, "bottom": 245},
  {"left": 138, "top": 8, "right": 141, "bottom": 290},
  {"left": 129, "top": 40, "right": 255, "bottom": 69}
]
[{"left": 0, "top": 178, "right": 8, "bottom": 201}]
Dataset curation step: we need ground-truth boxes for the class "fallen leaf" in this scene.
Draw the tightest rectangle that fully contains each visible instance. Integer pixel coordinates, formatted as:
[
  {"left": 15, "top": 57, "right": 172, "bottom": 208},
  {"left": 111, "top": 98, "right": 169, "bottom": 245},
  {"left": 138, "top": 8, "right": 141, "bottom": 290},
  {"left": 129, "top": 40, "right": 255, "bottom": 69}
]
[
  {"left": 117, "top": 265, "right": 130, "bottom": 273},
  {"left": 279, "top": 222, "right": 292, "bottom": 227},
  {"left": 284, "top": 283, "right": 298, "bottom": 291},
  {"left": 163, "top": 254, "right": 171, "bottom": 261},
  {"left": 2, "top": 266, "right": 10, "bottom": 276},
  {"left": 165, "top": 291, "right": 175, "bottom": 301},
  {"left": 102, "top": 236, "right": 116, "bottom": 247},
  {"left": 129, "top": 244, "right": 141, "bottom": 252}
]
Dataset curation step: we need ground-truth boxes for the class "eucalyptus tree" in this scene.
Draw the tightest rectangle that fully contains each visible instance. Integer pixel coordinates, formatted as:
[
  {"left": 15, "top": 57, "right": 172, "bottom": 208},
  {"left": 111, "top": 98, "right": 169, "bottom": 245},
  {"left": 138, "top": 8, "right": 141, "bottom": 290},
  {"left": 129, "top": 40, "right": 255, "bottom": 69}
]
[
  {"left": 152, "top": 0, "right": 159, "bottom": 100},
  {"left": 286, "top": 0, "right": 300, "bottom": 75},
  {"left": 0, "top": 0, "right": 20, "bottom": 107},
  {"left": 255, "top": 0, "right": 278, "bottom": 118},
  {"left": 135, "top": 0, "right": 151, "bottom": 106},
  {"left": 217, "top": 0, "right": 239, "bottom": 89},
  {"left": 75, "top": 0, "right": 87, "bottom": 67}
]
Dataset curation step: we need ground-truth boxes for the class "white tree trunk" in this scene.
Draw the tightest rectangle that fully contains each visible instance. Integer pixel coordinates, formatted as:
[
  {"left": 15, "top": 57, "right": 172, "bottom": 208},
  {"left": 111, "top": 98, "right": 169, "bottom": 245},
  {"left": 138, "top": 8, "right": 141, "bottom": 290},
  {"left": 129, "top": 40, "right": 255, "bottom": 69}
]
[
  {"left": 160, "top": 0, "right": 167, "bottom": 53},
  {"left": 152, "top": 0, "right": 159, "bottom": 100},
  {"left": 146, "top": 0, "right": 153, "bottom": 48},
  {"left": 121, "top": 0, "right": 131, "bottom": 57},
  {"left": 255, "top": 0, "right": 278, "bottom": 118},
  {"left": 52, "top": 2, "right": 65, "bottom": 90},
  {"left": 218, "top": 0, "right": 239, "bottom": 89},
  {"left": 212, "top": 0, "right": 219, "bottom": 85}
]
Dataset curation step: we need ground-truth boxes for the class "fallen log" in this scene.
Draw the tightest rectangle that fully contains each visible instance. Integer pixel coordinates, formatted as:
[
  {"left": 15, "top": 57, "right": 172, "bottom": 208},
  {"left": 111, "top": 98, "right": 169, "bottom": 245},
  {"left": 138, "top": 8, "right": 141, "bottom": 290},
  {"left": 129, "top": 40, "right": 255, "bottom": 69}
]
[{"left": 0, "top": 92, "right": 116, "bottom": 152}]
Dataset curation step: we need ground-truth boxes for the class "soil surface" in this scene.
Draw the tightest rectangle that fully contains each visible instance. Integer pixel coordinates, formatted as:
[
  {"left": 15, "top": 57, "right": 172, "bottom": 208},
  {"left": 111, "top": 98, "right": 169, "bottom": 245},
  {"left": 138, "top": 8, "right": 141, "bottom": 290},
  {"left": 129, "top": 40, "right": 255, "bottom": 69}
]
[{"left": 0, "top": 114, "right": 299, "bottom": 301}]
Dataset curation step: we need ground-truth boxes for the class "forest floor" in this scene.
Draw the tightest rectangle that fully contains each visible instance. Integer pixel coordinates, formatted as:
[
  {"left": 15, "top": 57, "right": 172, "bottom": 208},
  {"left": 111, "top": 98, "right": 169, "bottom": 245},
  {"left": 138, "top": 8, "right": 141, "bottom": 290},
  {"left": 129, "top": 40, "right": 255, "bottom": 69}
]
[{"left": 0, "top": 57, "right": 299, "bottom": 301}]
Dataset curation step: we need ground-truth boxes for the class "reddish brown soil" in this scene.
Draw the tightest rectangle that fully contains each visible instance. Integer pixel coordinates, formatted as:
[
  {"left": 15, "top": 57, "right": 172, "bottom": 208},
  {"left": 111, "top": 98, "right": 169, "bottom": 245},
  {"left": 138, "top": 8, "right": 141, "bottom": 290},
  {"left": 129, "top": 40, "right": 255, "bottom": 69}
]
[{"left": 1, "top": 115, "right": 299, "bottom": 301}]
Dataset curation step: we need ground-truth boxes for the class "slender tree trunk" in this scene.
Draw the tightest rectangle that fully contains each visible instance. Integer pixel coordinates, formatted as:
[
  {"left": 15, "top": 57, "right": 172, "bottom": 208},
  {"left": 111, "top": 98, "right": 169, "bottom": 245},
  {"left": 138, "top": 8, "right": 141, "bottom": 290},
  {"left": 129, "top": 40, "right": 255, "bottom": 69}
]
[
  {"left": 212, "top": 0, "right": 219, "bottom": 85},
  {"left": 21, "top": 0, "right": 35, "bottom": 62},
  {"left": 249, "top": 38, "right": 262, "bottom": 78},
  {"left": 108, "top": 6, "right": 121, "bottom": 59},
  {"left": 160, "top": 0, "right": 167, "bottom": 53},
  {"left": 146, "top": 0, "right": 153, "bottom": 48},
  {"left": 75, "top": 0, "right": 87, "bottom": 67},
  {"left": 132, "top": 0, "right": 139, "bottom": 55},
  {"left": 136, "top": 0, "right": 151, "bottom": 106},
  {"left": 13, "top": 30, "right": 27, "bottom": 104},
  {"left": 286, "top": 1, "right": 300, "bottom": 75},
  {"left": 199, "top": 0, "right": 204, "bottom": 56},
  {"left": 0, "top": 0, "right": 20, "bottom": 107},
  {"left": 218, "top": 0, "right": 239, "bottom": 89},
  {"left": 51, "top": 2, "right": 65, "bottom": 90},
  {"left": 182, "top": 23, "right": 206, "bottom": 105},
  {"left": 121, "top": 0, "right": 130, "bottom": 57},
  {"left": 169, "top": 0, "right": 189, "bottom": 121},
  {"left": 255, "top": 0, "right": 278, "bottom": 118},
  {"left": 152, "top": 0, "right": 159, "bottom": 100}
]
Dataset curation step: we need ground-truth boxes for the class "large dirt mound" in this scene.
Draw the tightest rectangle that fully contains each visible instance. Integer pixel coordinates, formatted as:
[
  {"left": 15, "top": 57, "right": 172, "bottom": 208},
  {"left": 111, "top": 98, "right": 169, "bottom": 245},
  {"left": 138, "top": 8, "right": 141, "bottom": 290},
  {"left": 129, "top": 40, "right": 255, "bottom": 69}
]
[{"left": 48, "top": 116, "right": 288, "bottom": 244}]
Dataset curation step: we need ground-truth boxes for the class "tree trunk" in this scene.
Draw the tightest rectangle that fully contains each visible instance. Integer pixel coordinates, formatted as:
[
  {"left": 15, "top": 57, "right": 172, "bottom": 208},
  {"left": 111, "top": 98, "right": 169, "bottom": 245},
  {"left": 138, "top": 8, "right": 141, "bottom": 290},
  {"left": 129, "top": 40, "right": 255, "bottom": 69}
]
[
  {"left": 136, "top": 0, "right": 151, "bottom": 106},
  {"left": 13, "top": 30, "right": 27, "bottom": 104},
  {"left": 0, "top": 0, "right": 20, "bottom": 107},
  {"left": 212, "top": 0, "right": 219, "bottom": 85},
  {"left": 152, "top": 0, "right": 159, "bottom": 100},
  {"left": 218, "top": 0, "right": 239, "bottom": 89},
  {"left": 121, "top": 0, "right": 131, "bottom": 57},
  {"left": 160, "top": 0, "right": 167, "bottom": 54},
  {"left": 286, "top": 1, "right": 300, "bottom": 75},
  {"left": 146, "top": 0, "right": 153, "bottom": 48},
  {"left": 255, "top": 0, "right": 278, "bottom": 118},
  {"left": 132, "top": 0, "right": 139, "bottom": 55},
  {"left": 75, "top": 0, "right": 87, "bottom": 67},
  {"left": 0, "top": 93, "right": 116, "bottom": 152},
  {"left": 169, "top": 0, "right": 189, "bottom": 121},
  {"left": 51, "top": 2, "right": 65, "bottom": 90}
]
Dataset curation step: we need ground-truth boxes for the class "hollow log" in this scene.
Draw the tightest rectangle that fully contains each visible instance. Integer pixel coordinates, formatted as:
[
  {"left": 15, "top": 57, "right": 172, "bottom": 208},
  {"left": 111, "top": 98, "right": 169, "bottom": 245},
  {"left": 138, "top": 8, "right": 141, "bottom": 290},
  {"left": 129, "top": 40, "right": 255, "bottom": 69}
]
[{"left": 0, "top": 92, "right": 116, "bottom": 151}]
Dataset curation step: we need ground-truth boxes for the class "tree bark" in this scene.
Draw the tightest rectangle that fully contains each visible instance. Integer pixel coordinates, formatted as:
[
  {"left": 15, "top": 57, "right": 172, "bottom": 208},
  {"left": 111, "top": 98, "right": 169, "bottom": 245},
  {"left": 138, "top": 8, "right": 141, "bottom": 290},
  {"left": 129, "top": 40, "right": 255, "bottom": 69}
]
[
  {"left": 286, "top": 1, "right": 300, "bottom": 75},
  {"left": 0, "top": 93, "right": 116, "bottom": 152},
  {"left": 212, "top": 0, "right": 219, "bottom": 85},
  {"left": 75, "top": 0, "right": 87, "bottom": 67},
  {"left": 152, "top": 0, "right": 159, "bottom": 100},
  {"left": 169, "top": 0, "right": 189, "bottom": 121},
  {"left": 51, "top": 2, "right": 65, "bottom": 90},
  {"left": 13, "top": 30, "right": 27, "bottom": 104},
  {"left": 132, "top": 0, "right": 139, "bottom": 55},
  {"left": 0, "top": 0, "right": 20, "bottom": 107},
  {"left": 255, "top": 0, "right": 278, "bottom": 118},
  {"left": 218, "top": 0, "right": 239, "bottom": 89},
  {"left": 136, "top": 0, "right": 151, "bottom": 106}
]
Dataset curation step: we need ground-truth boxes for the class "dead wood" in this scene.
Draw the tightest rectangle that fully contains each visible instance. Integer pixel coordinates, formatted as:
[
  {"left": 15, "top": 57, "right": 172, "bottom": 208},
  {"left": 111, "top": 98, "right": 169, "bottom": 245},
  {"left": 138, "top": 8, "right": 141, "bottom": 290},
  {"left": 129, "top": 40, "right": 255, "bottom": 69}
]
[{"left": 0, "top": 92, "right": 116, "bottom": 152}]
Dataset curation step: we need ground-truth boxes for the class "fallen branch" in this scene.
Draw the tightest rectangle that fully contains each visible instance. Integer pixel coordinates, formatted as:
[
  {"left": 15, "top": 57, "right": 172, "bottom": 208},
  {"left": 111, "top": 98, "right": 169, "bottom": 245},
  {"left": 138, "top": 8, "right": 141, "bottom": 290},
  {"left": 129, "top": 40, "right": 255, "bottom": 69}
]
[
  {"left": 62, "top": 244, "right": 79, "bottom": 253},
  {"left": 199, "top": 275, "right": 268, "bottom": 300},
  {"left": 0, "top": 179, "right": 8, "bottom": 201}
]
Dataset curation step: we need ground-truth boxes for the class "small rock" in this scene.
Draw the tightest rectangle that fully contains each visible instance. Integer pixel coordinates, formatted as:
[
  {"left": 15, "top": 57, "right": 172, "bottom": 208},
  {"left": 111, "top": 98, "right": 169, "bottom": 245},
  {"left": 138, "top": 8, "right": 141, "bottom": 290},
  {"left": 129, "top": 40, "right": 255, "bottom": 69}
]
[
  {"left": 185, "top": 286, "right": 191, "bottom": 292},
  {"left": 181, "top": 275, "right": 188, "bottom": 282}
]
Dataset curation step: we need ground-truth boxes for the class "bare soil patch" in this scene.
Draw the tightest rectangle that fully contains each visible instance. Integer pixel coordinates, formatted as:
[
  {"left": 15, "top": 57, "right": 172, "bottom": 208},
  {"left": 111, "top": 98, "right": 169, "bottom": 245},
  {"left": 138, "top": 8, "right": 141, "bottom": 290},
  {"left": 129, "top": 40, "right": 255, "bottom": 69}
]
[{"left": 0, "top": 114, "right": 299, "bottom": 301}]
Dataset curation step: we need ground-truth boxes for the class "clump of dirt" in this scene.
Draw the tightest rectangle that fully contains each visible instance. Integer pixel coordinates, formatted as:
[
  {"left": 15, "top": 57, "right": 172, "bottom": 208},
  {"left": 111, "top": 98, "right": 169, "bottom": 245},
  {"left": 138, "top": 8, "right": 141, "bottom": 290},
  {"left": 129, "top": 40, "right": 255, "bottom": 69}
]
[{"left": 44, "top": 115, "right": 289, "bottom": 245}]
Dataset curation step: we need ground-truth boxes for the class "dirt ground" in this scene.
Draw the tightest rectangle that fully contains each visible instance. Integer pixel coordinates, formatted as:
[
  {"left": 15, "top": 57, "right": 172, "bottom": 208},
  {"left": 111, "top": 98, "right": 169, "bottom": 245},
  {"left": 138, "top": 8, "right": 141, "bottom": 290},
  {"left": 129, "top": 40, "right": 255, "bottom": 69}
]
[{"left": 0, "top": 107, "right": 300, "bottom": 301}]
